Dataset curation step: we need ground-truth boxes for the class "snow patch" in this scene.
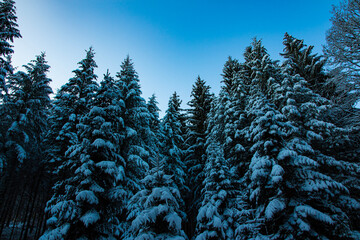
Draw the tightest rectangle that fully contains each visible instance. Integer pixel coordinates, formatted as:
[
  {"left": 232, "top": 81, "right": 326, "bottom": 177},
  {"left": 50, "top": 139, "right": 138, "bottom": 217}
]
[
  {"left": 80, "top": 210, "right": 100, "bottom": 227},
  {"left": 76, "top": 190, "right": 99, "bottom": 205}
]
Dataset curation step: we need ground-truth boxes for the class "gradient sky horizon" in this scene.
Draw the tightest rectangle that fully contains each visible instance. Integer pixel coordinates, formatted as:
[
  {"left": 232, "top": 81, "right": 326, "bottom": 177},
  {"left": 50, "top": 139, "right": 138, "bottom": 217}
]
[{"left": 12, "top": 0, "right": 341, "bottom": 116}]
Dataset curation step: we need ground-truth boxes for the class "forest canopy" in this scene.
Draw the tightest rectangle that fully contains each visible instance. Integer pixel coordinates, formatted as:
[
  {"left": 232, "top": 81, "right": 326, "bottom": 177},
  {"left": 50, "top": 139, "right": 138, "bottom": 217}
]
[{"left": 0, "top": 0, "right": 359, "bottom": 239}]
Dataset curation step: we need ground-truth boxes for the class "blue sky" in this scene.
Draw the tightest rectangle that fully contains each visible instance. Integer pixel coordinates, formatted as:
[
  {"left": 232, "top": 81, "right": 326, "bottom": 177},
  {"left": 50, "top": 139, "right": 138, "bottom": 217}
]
[{"left": 12, "top": 0, "right": 340, "bottom": 115}]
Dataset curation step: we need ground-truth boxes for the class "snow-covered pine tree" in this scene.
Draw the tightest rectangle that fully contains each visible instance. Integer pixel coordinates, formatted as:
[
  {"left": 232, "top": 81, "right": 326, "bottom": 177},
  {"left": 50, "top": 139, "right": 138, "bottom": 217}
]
[
  {"left": 281, "top": 33, "right": 360, "bottom": 224},
  {"left": 0, "top": 0, "right": 21, "bottom": 99},
  {"left": 0, "top": 52, "right": 51, "bottom": 177},
  {"left": 147, "top": 94, "right": 161, "bottom": 139},
  {"left": 226, "top": 43, "right": 287, "bottom": 238},
  {"left": 220, "top": 57, "right": 251, "bottom": 180},
  {"left": 41, "top": 71, "right": 127, "bottom": 239},
  {"left": 224, "top": 40, "right": 282, "bottom": 180},
  {"left": 0, "top": 53, "right": 52, "bottom": 239},
  {"left": 281, "top": 33, "right": 330, "bottom": 99},
  {"left": 194, "top": 142, "right": 233, "bottom": 240},
  {"left": 204, "top": 59, "right": 251, "bottom": 239},
  {"left": 205, "top": 93, "right": 227, "bottom": 145},
  {"left": 235, "top": 94, "right": 290, "bottom": 239},
  {"left": 222, "top": 56, "right": 241, "bottom": 95},
  {"left": 185, "top": 76, "right": 213, "bottom": 238},
  {"left": 270, "top": 70, "right": 360, "bottom": 239},
  {"left": 203, "top": 78, "right": 245, "bottom": 240},
  {"left": 146, "top": 94, "right": 163, "bottom": 168},
  {"left": 41, "top": 48, "right": 99, "bottom": 239},
  {"left": 227, "top": 42, "right": 283, "bottom": 220},
  {"left": 0, "top": 0, "right": 21, "bottom": 177},
  {"left": 116, "top": 55, "right": 154, "bottom": 193},
  {"left": 169, "top": 92, "right": 188, "bottom": 151},
  {"left": 244, "top": 38, "right": 282, "bottom": 97},
  {"left": 46, "top": 47, "right": 98, "bottom": 171},
  {"left": 209, "top": 56, "right": 241, "bottom": 146},
  {"left": 283, "top": 33, "right": 360, "bottom": 159},
  {"left": 161, "top": 92, "right": 187, "bottom": 196},
  {"left": 3, "top": 52, "right": 52, "bottom": 171},
  {"left": 243, "top": 38, "right": 269, "bottom": 93},
  {"left": 125, "top": 158, "right": 187, "bottom": 240}
]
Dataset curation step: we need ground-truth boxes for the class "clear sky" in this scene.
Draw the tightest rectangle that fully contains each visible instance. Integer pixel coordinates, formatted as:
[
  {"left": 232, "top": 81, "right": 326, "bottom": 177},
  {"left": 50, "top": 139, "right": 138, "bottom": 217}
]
[{"left": 12, "top": 0, "right": 341, "bottom": 116}]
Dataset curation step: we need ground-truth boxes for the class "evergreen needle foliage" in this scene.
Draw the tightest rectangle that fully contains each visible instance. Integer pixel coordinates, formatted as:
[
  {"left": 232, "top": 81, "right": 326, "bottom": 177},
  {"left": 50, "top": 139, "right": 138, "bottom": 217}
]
[{"left": 0, "top": 0, "right": 359, "bottom": 239}]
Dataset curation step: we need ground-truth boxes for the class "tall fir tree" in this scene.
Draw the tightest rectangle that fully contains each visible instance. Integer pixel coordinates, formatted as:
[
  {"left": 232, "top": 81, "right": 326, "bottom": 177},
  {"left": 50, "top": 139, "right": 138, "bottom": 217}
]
[
  {"left": 0, "top": 0, "right": 21, "bottom": 100},
  {"left": 235, "top": 95, "right": 290, "bottom": 239},
  {"left": 0, "top": 0, "right": 21, "bottom": 176},
  {"left": 116, "top": 55, "right": 154, "bottom": 194},
  {"left": 281, "top": 32, "right": 359, "bottom": 165},
  {"left": 220, "top": 58, "right": 251, "bottom": 180},
  {"left": 194, "top": 142, "right": 233, "bottom": 240},
  {"left": 205, "top": 58, "right": 252, "bottom": 237},
  {"left": 0, "top": 53, "right": 52, "bottom": 239},
  {"left": 147, "top": 94, "right": 161, "bottom": 139},
  {"left": 231, "top": 39, "right": 360, "bottom": 239},
  {"left": 41, "top": 48, "right": 100, "bottom": 239},
  {"left": 281, "top": 33, "right": 329, "bottom": 98},
  {"left": 161, "top": 92, "right": 187, "bottom": 196},
  {"left": 126, "top": 158, "right": 187, "bottom": 240},
  {"left": 243, "top": 38, "right": 269, "bottom": 91},
  {"left": 185, "top": 76, "right": 213, "bottom": 238},
  {"left": 230, "top": 42, "right": 284, "bottom": 238},
  {"left": 46, "top": 47, "right": 98, "bottom": 170},
  {"left": 270, "top": 71, "right": 360, "bottom": 239},
  {"left": 222, "top": 56, "right": 241, "bottom": 95},
  {"left": 3, "top": 53, "right": 52, "bottom": 172},
  {"left": 41, "top": 71, "right": 128, "bottom": 239},
  {"left": 171, "top": 92, "right": 188, "bottom": 148},
  {"left": 244, "top": 38, "right": 282, "bottom": 96}
]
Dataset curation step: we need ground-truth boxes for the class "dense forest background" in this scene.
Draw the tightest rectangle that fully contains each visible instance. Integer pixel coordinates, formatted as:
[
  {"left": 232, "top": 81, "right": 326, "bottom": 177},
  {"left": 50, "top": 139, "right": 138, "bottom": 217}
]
[{"left": 0, "top": 0, "right": 360, "bottom": 239}]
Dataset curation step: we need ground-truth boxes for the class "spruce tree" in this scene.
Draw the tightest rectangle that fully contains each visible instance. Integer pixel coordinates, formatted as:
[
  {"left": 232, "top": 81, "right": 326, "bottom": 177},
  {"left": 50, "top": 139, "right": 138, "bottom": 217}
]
[
  {"left": 281, "top": 33, "right": 329, "bottom": 98},
  {"left": 235, "top": 95, "right": 289, "bottom": 239},
  {"left": 205, "top": 59, "right": 251, "bottom": 237},
  {"left": 147, "top": 94, "right": 161, "bottom": 139},
  {"left": 116, "top": 55, "right": 154, "bottom": 193},
  {"left": 185, "top": 76, "right": 213, "bottom": 238},
  {"left": 225, "top": 41, "right": 281, "bottom": 214},
  {"left": 41, "top": 48, "right": 100, "bottom": 239},
  {"left": 230, "top": 39, "right": 360, "bottom": 239},
  {"left": 41, "top": 71, "right": 127, "bottom": 239},
  {"left": 244, "top": 38, "right": 282, "bottom": 96},
  {"left": 222, "top": 56, "right": 241, "bottom": 95},
  {"left": 243, "top": 38, "right": 268, "bottom": 90},
  {"left": 5, "top": 52, "right": 52, "bottom": 166},
  {"left": 230, "top": 42, "right": 285, "bottom": 238},
  {"left": 125, "top": 159, "right": 187, "bottom": 240},
  {"left": 275, "top": 72, "right": 360, "bottom": 239},
  {"left": 171, "top": 92, "right": 188, "bottom": 149},
  {"left": 46, "top": 47, "right": 98, "bottom": 169},
  {"left": 221, "top": 60, "right": 251, "bottom": 180},
  {"left": 1, "top": 52, "right": 52, "bottom": 177},
  {"left": 0, "top": 0, "right": 21, "bottom": 177},
  {"left": 0, "top": 53, "right": 52, "bottom": 239},
  {"left": 161, "top": 92, "right": 187, "bottom": 195},
  {"left": 0, "top": 0, "right": 21, "bottom": 99},
  {"left": 195, "top": 142, "right": 233, "bottom": 240}
]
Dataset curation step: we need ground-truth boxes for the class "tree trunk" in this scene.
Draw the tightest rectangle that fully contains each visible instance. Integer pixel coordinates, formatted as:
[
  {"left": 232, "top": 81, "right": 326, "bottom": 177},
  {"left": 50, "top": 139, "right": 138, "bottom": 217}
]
[
  {"left": 23, "top": 170, "right": 42, "bottom": 239},
  {"left": 9, "top": 185, "right": 26, "bottom": 240}
]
